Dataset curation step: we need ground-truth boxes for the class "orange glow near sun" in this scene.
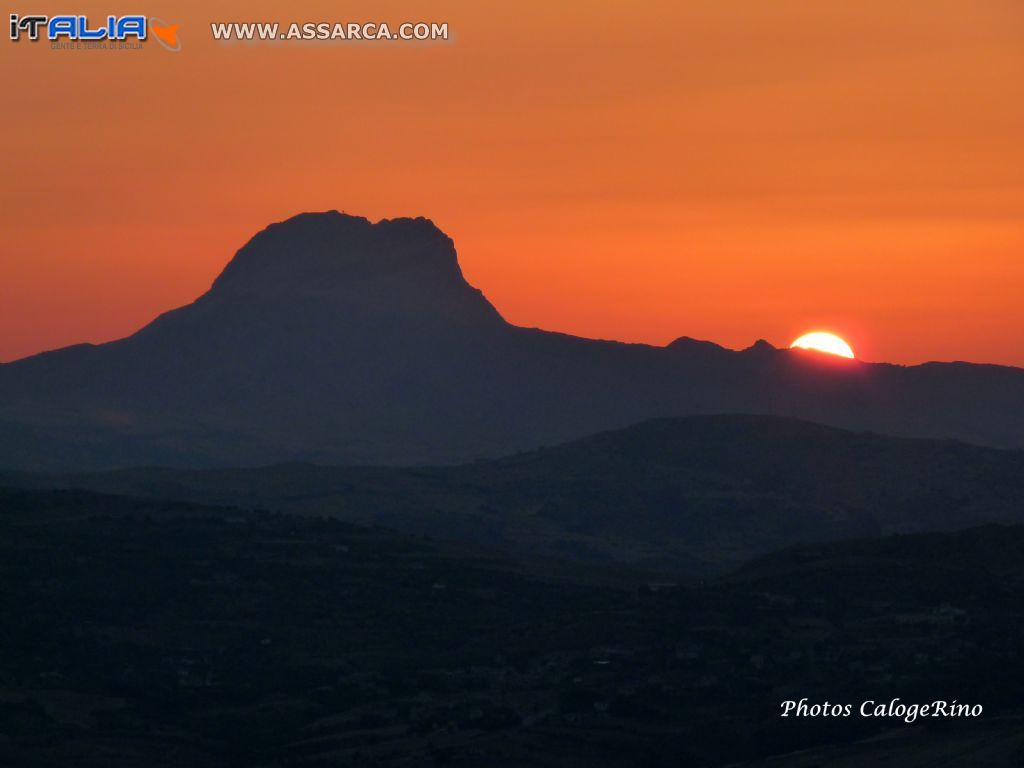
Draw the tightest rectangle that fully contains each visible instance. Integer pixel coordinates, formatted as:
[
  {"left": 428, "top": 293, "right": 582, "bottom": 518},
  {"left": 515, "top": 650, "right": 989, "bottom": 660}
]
[{"left": 790, "top": 332, "right": 855, "bottom": 359}]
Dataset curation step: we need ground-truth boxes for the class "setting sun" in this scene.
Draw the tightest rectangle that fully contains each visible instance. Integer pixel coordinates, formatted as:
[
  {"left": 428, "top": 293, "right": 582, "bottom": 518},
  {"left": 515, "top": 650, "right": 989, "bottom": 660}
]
[{"left": 790, "top": 332, "right": 855, "bottom": 359}]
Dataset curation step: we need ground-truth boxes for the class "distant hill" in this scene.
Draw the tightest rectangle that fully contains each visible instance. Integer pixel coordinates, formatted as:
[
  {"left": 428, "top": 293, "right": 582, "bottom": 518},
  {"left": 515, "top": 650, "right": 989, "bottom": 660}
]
[
  {"left": 7, "top": 414, "right": 1024, "bottom": 575},
  {"left": 4, "top": 487, "right": 1024, "bottom": 766},
  {"left": 1, "top": 211, "right": 1024, "bottom": 471}
]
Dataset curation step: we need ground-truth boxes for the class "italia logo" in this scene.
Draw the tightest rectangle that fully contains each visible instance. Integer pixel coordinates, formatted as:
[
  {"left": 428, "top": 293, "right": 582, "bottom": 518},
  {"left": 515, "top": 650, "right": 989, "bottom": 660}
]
[{"left": 9, "top": 13, "right": 180, "bottom": 50}]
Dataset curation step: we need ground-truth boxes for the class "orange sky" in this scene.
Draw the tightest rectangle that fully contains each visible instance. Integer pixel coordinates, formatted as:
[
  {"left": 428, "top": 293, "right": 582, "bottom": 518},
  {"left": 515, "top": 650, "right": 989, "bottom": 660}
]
[{"left": 2, "top": 0, "right": 1023, "bottom": 366}]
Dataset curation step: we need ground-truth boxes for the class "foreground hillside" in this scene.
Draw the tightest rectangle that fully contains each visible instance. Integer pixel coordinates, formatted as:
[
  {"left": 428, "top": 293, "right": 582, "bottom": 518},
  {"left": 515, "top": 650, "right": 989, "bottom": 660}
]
[
  {"left": 732, "top": 715, "right": 1024, "bottom": 768},
  {"left": 3, "top": 488, "right": 1024, "bottom": 766},
  {"left": 7, "top": 415, "right": 1024, "bottom": 575}
]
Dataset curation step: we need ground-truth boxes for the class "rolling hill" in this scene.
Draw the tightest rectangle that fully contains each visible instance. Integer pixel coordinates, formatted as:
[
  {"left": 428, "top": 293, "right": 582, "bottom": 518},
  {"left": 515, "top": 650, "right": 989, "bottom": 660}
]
[{"left": 6, "top": 414, "right": 1024, "bottom": 575}]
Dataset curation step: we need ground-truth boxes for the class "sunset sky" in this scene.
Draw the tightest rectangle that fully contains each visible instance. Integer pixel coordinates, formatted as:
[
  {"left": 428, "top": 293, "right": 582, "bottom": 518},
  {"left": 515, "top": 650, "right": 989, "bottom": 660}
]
[{"left": 2, "top": 0, "right": 1023, "bottom": 366}]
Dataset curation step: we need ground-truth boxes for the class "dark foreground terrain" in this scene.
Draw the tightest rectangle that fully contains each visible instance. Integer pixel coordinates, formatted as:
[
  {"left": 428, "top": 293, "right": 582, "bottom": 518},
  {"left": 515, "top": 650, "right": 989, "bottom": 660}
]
[{"left": 3, "top": 488, "right": 1024, "bottom": 766}]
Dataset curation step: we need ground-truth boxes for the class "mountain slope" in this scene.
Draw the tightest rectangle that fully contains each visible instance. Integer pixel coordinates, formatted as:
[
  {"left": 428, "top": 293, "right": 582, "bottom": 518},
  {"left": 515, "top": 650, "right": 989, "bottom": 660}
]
[
  {"left": 6, "top": 415, "right": 1024, "bottom": 575},
  {"left": 1, "top": 211, "right": 1023, "bottom": 470}
]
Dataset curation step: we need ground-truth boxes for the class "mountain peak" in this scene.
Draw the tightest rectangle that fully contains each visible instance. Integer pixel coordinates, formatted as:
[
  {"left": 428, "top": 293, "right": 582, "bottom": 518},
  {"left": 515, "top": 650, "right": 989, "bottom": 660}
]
[
  {"left": 744, "top": 339, "right": 778, "bottom": 354},
  {"left": 191, "top": 210, "right": 506, "bottom": 328},
  {"left": 666, "top": 336, "right": 728, "bottom": 355},
  {"left": 209, "top": 211, "right": 462, "bottom": 298}
]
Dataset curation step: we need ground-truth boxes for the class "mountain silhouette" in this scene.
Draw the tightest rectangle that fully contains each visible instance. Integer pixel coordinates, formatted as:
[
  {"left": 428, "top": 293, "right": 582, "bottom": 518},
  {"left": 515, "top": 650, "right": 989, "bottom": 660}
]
[{"left": 1, "top": 211, "right": 1023, "bottom": 470}]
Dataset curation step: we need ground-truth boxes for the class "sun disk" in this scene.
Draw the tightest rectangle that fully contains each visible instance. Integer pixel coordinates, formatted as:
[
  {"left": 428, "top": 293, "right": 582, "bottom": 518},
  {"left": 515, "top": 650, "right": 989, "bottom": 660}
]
[{"left": 790, "top": 332, "right": 855, "bottom": 359}]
